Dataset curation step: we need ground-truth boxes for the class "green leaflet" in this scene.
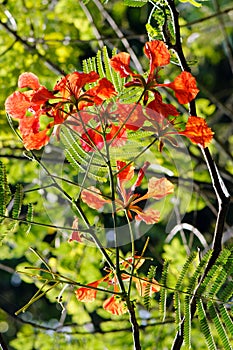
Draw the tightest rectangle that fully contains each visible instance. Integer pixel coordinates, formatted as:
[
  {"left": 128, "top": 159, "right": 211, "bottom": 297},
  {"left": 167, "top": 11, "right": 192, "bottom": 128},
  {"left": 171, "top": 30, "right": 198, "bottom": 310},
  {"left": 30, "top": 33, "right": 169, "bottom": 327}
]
[
  {"left": 123, "top": 0, "right": 148, "bottom": 7},
  {"left": 0, "top": 161, "right": 11, "bottom": 218},
  {"left": 207, "top": 302, "right": 232, "bottom": 350},
  {"left": 12, "top": 184, "right": 23, "bottom": 220},
  {"left": 159, "top": 260, "right": 169, "bottom": 321},
  {"left": 197, "top": 299, "right": 217, "bottom": 350},
  {"left": 143, "top": 265, "right": 157, "bottom": 310}
]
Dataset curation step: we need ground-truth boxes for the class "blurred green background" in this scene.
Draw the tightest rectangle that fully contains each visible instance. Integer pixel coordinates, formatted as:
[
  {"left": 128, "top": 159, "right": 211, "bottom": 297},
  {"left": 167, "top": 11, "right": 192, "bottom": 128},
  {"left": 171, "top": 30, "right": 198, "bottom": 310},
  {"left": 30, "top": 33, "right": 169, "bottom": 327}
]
[{"left": 0, "top": 1, "right": 232, "bottom": 349}]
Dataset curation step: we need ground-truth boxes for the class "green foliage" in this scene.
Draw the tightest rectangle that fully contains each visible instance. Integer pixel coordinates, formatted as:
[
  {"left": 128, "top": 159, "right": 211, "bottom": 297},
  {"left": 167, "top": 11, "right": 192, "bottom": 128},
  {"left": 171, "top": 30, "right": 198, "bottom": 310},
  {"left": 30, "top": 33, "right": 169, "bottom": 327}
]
[
  {"left": 0, "top": 0, "right": 233, "bottom": 349},
  {"left": 159, "top": 248, "right": 233, "bottom": 349},
  {"left": 143, "top": 265, "right": 157, "bottom": 310},
  {"left": 123, "top": 0, "right": 148, "bottom": 7}
]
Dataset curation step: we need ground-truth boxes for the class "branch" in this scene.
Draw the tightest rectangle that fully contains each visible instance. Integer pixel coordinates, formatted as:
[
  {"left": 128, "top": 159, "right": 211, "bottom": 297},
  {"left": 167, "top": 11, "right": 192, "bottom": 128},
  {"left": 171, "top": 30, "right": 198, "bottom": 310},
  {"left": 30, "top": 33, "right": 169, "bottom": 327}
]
[
  {"left": 163, "top": 1, "right": 231, "bottom": 349},
  {"left": 90, "top": 0, "right": 143, "bottom": 74},
  {"left": 0, "top": 20, "right": 64, "bottom": 75},
  {"left": 0, "top": 333, "right": 8, "bottom": 350}
]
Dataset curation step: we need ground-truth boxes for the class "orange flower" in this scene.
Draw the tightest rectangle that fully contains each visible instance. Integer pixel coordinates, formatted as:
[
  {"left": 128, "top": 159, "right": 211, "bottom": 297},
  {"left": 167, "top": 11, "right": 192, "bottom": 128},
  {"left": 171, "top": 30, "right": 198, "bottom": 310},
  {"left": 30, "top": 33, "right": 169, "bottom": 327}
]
[
  {"left": 75, "top": 280, "right": 101, "bottom": 302},
  {"left": 110, "top": 40, "right": 199, "bottom": 109},
  {"left": 103, "top": 295, "right": 127, "bottom": 315},
  {"left": 5, "top": 71, "right": 117, "bottom": 150},
  {"left": 162, "top": 71, "right": 200, "bottom": 105},
  {"left": 81, "top": 161, "right": 174, "bottom": 224},
  {"left": 179, "top": 116, "right": 214, "bottom": 148},
  {"left": 75, "top": 256, "right": 160, "bottom": 315}
]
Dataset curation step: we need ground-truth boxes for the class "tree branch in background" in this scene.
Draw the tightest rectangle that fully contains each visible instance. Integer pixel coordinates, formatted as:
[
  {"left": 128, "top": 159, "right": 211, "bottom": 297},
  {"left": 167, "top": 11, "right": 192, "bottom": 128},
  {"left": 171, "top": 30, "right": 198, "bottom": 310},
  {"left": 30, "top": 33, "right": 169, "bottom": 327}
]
[{"left": 163, "top": 1, "right": 231, "bottom": 349}]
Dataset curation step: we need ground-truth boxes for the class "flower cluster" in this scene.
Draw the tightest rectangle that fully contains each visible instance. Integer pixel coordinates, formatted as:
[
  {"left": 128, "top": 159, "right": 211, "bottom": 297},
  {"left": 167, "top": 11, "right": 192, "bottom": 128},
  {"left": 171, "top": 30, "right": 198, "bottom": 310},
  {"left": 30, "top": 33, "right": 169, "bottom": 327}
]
[
  {"left": 81, "top": 160, "right": 174, "bottom": 225},
  {"left": 5, "top": 40, "right": 213, "bottom": 151},
  {"left": 75, "top": 256, "right": 160, "bottom": 315}
]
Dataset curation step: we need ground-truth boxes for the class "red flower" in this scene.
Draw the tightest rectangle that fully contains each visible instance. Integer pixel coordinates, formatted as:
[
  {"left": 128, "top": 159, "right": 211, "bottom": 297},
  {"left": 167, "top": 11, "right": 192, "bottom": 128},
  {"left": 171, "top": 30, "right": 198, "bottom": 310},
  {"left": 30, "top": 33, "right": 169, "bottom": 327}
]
[
  {"left": 110, "top": 40, "right": 199, "bottom": 109},
  {"left": 5, "top": 73, "right": 57, "bottom": 150},
  {"left": 54, "top": 73, "right": 116, "bottom": 109},
  {"left": 179, "top": 116, "right": 214, "bottom": 148},
  {"left": 81, "top": 161, "right": 174, "bottom": 224}
]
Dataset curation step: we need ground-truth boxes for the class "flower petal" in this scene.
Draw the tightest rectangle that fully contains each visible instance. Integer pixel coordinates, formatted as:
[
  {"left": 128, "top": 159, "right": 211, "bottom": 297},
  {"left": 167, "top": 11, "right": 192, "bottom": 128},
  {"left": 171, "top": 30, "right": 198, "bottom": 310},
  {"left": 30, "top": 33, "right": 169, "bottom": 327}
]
[
  {"left": 117, "top": 161, "right": 135, "bottom": 184},
  {"left": 54, "top": 71, "right": 99, "bottom": 99},
  {"left": 80, "top": 128, "right": 104, "bottom": 152},
  {"left": 147, "top": 92, "right": 179, "bottom": 120},
  {"left": 114, "top": 103, "right": 146, "bottom": 131},
  {"left": 179, "top": 116, "right": 214, "bottom": 148},
  {"left": 106, "top": 125, "right": 127, "bottom": 147},
  {"left": 18, "top": 72, "right": 40, "bottom": 90},
  {"left": 5, "top": 92, "right": 31, "bottom": 119},
  {"left": 21, "top": 129, "right": 50, "bottom": 150},
  {"left": 69, "top": 217, "right": 82, "bottom": 242},
  {"left": 110, "top": 52, "right": 133, "bottom": 78},
  {"left": 147, "top": 177, "right": 174, "bottom": 199},
  {"left": 144, "top": 41, "right": 170, "bottom": 77},
  {"left": 166, "top": 71, "right": 199, "bottom": 104},
  {"left": 135, "top": 209, "right": 160, "bottom": 224},
  {"left": 31, "top": 86, "right": 56, "bottom": 104},
  {"left": 81, "top": 186, "right": 108, "bottom": 210},
  {"left": 75, "top": 281, "right": 100, "bottom": 302},
  {"left": 103, "top": 295, "right": 127, "bottom": 315}
]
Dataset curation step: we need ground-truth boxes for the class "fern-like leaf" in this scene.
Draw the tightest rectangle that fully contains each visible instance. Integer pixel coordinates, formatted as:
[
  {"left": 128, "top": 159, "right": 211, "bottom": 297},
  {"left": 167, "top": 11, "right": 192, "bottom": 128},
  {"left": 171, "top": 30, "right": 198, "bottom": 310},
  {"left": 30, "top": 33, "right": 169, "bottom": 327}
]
[
  {"left": 159, "top": 260, "right": 169, "bottom": 321},
  {"left": 0, "top": 161, "right": 11, "bottom": 218},
  {"left": 143, "top": 265, "right": 156, "bottom": 310},
  {"left": 25, "top": 203, "right": 34, "bottom": 234},
  {"left": 175, "top": 251, "right": 197, "bottom": 291},
  {"left": 186, "top": 249, "right": 213, "bottom": 296},
  {"left": 12, "top": 184, "right": 23, "bottom": 219},
  {"left": 197, "top": 299, "right": 217, "bottom": 350},
  {"left": 219, "top": 304, "right": 233, "bottom": 337},
  {"left": 184, "top": 295, "right": 191, "bottom": 349},
  {"left": 204, "top": 250, "right": 232, "bottom": 302},
  {"left": 207, "top": 302, "right": 232, "bottom": 350},
  {"left": 174, "top": 291, "right": 182, "bottom": 333}
]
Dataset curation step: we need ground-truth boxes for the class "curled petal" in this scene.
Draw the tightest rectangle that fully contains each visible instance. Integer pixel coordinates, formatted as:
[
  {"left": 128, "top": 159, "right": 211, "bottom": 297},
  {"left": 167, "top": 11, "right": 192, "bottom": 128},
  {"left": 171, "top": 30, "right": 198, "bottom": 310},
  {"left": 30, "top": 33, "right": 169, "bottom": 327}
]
[
  {"left": 75, "top": 281, "right": 100, "bottom": 302},
  {"left": 5, "top": 92, "right": 31, "bottom": 119},
  {"left": 144, "top": 41, "right": 170, "bottom": 78},
  {"left": 166, "top": 71, "right": 199, "bottom": 104},
  {"left": 147, "top": 177, "right": 174, "bottom": 199},
  {"left": 117, "top": 161, "right": 135, "bottom": 185},
  {"left": 81, "top": 186, "right": 108, "bottom": 210},
  {"left": 132, "top": 161, "right": 150, "bottom": 191},
  {"left": 135, "top": 277, "right": 160, "bottom": 297},
  {"left": 31, "top": 86, "right": 56, "bottom": 104},
  {"left": 81, "top": 128, "right": 104, "bottom": 152},
  {"left": 110, "top": 52, "right": 133, "bottom": 78},
  {"left": 103, "top": 296, "right": 127, "bottom": 315},
  {"left": 21, "top": 129, "right": 50, "bottom": 150},
  {"left": 179, "top": 116, "right": 214, "bottom": 148},
  {"left": 135, "top": 209, "right": 160, "bottom": 224},
  {"left": 147, "top": 92, "right": 179, "bottom": 120},
  {"left": 18, "top": 72, "right": 40, "bottom": 90}
]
